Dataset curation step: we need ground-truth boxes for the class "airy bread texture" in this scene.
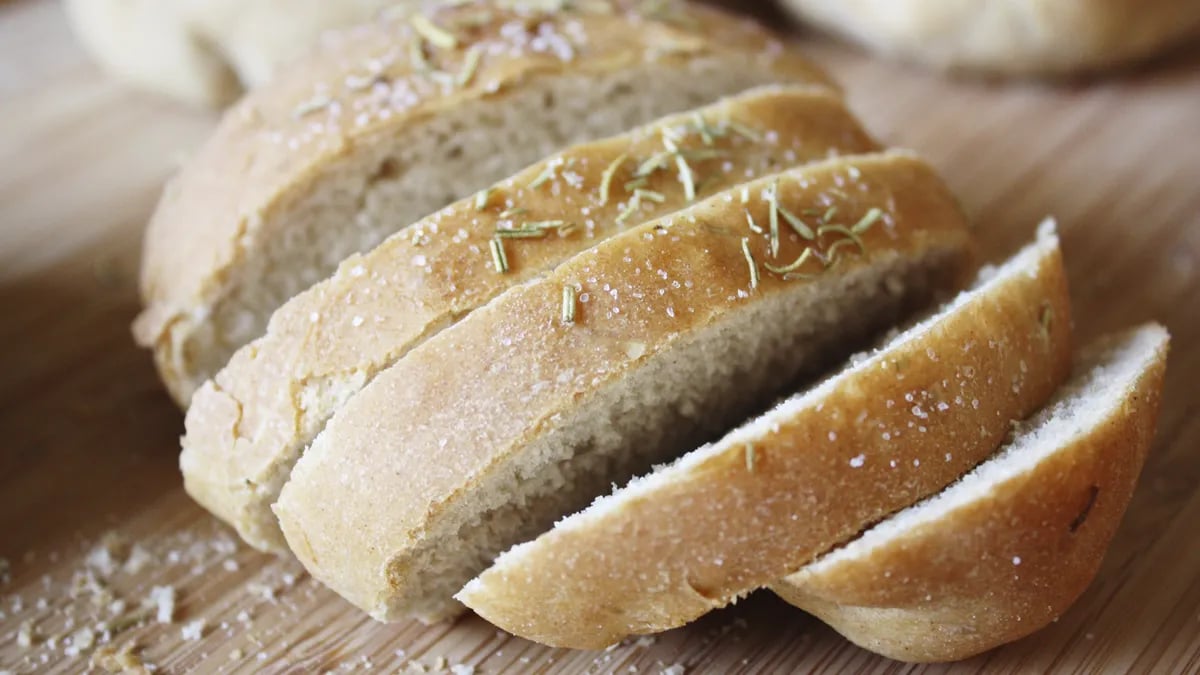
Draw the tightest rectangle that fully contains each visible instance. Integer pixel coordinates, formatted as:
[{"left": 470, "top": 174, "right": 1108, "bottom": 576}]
[
  {"left": 274, "top": 151, "right": 974, "bottom": 623},
  {"left": 181, "top": 86, "right": 879, "bottom": 553},
  {"left": 458, "top": 222, "right": 1071, "bottom": 648},
  {"left": 773, "top": 324, "right": 1169, "bottom": 662},
  {"left": 132, "top": 0, "right": 833, "bottom": 404},
  {"left": 780, "top": 0, "right": 1200, "bottom": 76}
]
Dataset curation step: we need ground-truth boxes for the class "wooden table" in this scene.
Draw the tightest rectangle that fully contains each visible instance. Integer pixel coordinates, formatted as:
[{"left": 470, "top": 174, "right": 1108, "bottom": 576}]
[{"left": 2, "top": 1, "right": 1198, "bottom": 672}]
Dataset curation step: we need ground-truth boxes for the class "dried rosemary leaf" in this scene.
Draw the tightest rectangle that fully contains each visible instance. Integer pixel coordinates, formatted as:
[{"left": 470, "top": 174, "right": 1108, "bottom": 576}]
[
  {"left": 456, "top": 46, "right": 483, "bottom": 87},
  {"left": 779, "top": 205, "right": 815, "bottom": 240},
  {"left": 745, "top": 209, "right": 763, "bottom": 235},
  {"left": 599, "top": 152, "right": 628, "bottom": 205},
  {"left": 411, "top": 14, "right": 458, "bottom": 49},
  {"left": 741, "top": 237, "right": 759, "bottom": 290},
  {"left": 489, "top": 237, "right": 509, "bottom": 273},
  {"left": 764, "top": 247, "right": 815, "bottom": 275},
  {"left": 851, "top": 207, "right": 883, "bottom": 234},
  {"left": 561, "top": 285, "right": 577, "bottom": 324}
]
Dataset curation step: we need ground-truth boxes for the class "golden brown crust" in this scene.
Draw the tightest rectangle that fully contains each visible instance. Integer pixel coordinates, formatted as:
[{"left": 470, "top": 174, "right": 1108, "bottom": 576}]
[
  {"left": 781, "top": 0, "right": 1200, "bottom": 76},
  {"left": 274, "top": 150, "right": 975, "bottom": 622},
  {"left": 132, "top": 0, "right": 833, "bottom": 404},
  {"left": 771, "top": 326, "right": 1169, "bottom": 662},
  {"left": 180, "top": 87, "right": 880, "bottom": 553},
  {"left": 457, "top": 227, "right": 1071, "bottom": 649}
]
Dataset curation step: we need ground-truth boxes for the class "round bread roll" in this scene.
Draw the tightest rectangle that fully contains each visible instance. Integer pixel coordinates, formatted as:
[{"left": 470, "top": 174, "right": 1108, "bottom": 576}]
[
  {"left": 63, "top": 0, "right": 401, "bottom": 106},
  {"left": 780, "top": 0, "right": 1200, "bottom": 76}
]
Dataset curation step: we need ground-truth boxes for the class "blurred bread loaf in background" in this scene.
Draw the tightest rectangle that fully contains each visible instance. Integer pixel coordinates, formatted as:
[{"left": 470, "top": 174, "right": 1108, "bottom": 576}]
[
  {"left": 66, "top": 0, "right": 1200, "bottom": 108},
  {"left": 779, "top": 0, "right": 1200, "bottom": 76},
  {"left": 64, "top": 0, "right": 401, "bottom": 106}
]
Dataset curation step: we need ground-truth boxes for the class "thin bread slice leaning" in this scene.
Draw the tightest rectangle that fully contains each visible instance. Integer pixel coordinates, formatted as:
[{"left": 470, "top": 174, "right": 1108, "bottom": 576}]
[
  {"left": 181, "top": 86, "right": 880, "bottom": 553},
  {"left": 771, "top": 324, "right": 1169, "bottom": 662},
  {"left": 457, "top": 221, "right": 1072, "bottom": 648},
  {"left": 131, "top": 0, "right": 833, "bottom": 404},
  {"left": 274, "top": 150, "right": 975, "bottom": 623}
]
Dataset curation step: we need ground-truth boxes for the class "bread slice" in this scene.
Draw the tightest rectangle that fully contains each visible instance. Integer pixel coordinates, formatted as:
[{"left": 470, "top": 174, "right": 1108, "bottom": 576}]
[
  {"left": 181, "top": 86, "right": 879, "bottom": 553},
  {"left": 457, "top": 221, "right": 1072, "bottom": 648},
  {"left": 273, "top": 150, "right": 974, "bottom": 623},
  {"left": 131, "top": 0, "right": 834, "bottom": 404},
  {"left": 772, "top": 324, "right": 1168, "bottom": 662}
]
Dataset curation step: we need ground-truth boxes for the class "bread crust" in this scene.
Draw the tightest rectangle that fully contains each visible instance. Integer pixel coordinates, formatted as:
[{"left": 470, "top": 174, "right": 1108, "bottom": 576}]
[
  {"left": 772, "top": 325, "right": 1169, "bottom": 662},
  {"left": 181, "top": 87, "right": 880, "bottom": 553},
  {"left": 274, "top": 151, "right": 974, "bottom": 622},
  {"left": 132, "top": 0, "right": 833, "bottom": 404},
  {"left": 457, "top": 225, "right": 1071, "bottom": 649},
  {"left": 781, "top": 0, "right": 1200, "bottom": 76}
]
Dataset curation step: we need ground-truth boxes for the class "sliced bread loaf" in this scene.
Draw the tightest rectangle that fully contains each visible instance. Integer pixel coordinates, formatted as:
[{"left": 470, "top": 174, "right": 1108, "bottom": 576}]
[
  {"left": 181, "top": 86, "right": 879, "bottom": 553},
  {"left": 457, "top": 221, "right": 1071, "bottom": 648},
  {"left": 132, "top": 0, "right": 834, "bottom": 404},
  {"left": 273, "top": 150, "right": 975, "bottom": 623},
  {"left": 771, "top": 324, "right": 1169, "bottom": 662}
]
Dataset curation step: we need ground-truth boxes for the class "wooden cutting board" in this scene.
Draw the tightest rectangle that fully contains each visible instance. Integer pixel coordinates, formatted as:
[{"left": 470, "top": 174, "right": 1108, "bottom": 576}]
[{"left": 2, "top": 1, "right": 1199, "bottom": 672}]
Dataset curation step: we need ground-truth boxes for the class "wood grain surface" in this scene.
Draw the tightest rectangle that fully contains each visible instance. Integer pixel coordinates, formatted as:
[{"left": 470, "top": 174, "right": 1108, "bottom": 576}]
[{"left": 2, "top": 1, "right": 1199, "bottom": 672}]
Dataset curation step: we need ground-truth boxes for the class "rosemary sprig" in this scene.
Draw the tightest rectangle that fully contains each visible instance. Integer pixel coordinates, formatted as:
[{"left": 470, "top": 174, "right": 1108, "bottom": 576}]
[
  {"left": 635, "top": 150, "right": 674, "bottom": 178},
  {"left": 561, "top": 285, "right": 577, "bottom": 324},
  {"left": 726, "top": 120, "right": 762, "bottom": 143},
  {"left": 410, "top": 14, "right": 458, "bottom": 49},
  {"left": 745, "top": 443, "right": 756, "bottom": 472},
  {"left": 741, "top": 237, "right": 759, "bottom": 290},
  {"left": 495, "top": 220, "right": 573, "bottom": 238},
  {"left": 494, "top": 228, "right": 548, "bottom": 239},
  {"left": 851, "top": 207, "right": 883, "bottom": 234},
  {"left": 763, "top": 247, "right": 815, "bottom": 275},
  {"left": 489, "top": 237, "right": 509, "bottom": 273},
  {"left": 623, "top": 176, "right": 649, "bottom": 192},
  {"left": 346, "top": 69, "right": 385, "bottom": 91},
  {"left": 634, "top": 188, "right": 666, "bottom": 203},
  {"left": 616, "top": 193, "right": 642, "bottom": 224},
  {"left": 527, "top": 162, "right": 558, "bottom": 190},
  {"left": 745, "top": 209, "right": 763, "bottom": 235},
  {"left": 499, "top": 206, "right": 527, "bottom": 219},
  {"left": 292, "top": 95, "right": 331, "bottom": 119},
  {"left": 779, "top": 205, "right": 816, "bottom": 240},
  {"left": 598, "top": 152, "right": 627, "bottom": 205},
  {"left": 677, "top": 148, "right": 729, "bottom": 162},
  {"left": 820, "top": 225, "right": 865, "bottom": 256},
  {"left": 767, "top": 181, "right": 781, "bottom": 258},
  {"left": 456, "top": 46, "right": 483, "bottom": 87},
  {"left": 692, "top": 112, "right": 715, "bottom": 145}
]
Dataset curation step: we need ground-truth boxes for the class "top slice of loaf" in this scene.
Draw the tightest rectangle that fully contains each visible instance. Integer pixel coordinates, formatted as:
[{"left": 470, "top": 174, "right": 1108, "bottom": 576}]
[
  {"left": 457, "top": 222, "right": 1072, "bottom": 648},
  {"left": 773, "top": 323, "right": 1169, "bottom": 662},
  {"left": 274, "top": 150, "right": 974, "bottom": 624},
  {"left": 181, "top": 86, "right": 879, "bottom": 553},
  {"left": 131, "top": 0, "right": 833, "bottom": 404}
]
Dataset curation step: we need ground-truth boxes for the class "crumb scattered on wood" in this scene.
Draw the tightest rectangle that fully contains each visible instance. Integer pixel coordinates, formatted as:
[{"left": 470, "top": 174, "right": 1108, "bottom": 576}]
[{"left": 90, "top": 641, "right": 154, "bottom": 674}]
